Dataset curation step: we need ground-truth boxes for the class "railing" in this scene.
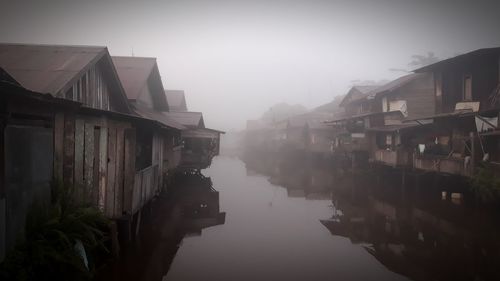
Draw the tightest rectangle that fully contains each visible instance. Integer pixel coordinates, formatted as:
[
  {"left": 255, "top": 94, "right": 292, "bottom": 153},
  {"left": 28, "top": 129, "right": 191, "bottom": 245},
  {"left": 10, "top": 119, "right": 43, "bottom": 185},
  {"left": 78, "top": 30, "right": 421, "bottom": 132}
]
[
  {"left": 374, "top": 149, "right": 410, "bottom": 167},
  {"left": 413, "top": 154, "right": 471, "bottom": 177},
  {"left": 132, "top": 164, "right": 159, "bottom": 213}
]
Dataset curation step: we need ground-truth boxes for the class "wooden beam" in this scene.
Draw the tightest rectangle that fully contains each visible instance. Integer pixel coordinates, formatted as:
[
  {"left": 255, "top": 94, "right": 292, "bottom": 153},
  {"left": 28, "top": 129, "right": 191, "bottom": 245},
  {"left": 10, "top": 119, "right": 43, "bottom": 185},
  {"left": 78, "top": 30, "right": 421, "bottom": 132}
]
[
  {"left": 84, "top": 123, "right": 95, "bottom": 204},
  {"left": 123, "top": 128, "right": 136, "bottom": 214},
  {"left": 105, "top": 124, "right": 117, "bottom": 218},
  {"left": 53, "top": 113, "right": 64, "bottom": 181},
  {"left": 63, "top": 114, "right": 75, "bottom": 188},
  {"left": 74, "top": 119, "right": 85, "bottom": 201}
]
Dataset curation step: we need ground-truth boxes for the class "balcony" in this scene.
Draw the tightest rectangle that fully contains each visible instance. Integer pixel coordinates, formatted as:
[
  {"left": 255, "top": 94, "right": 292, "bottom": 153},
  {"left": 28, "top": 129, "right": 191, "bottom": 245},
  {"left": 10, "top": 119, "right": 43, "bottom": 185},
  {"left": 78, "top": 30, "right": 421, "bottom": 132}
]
[
  {"left": 413, "top": 154, "right": 471, "bottom": 177},
  {"left": 373, "top": 149, "right": 410, "bottom": 167}
]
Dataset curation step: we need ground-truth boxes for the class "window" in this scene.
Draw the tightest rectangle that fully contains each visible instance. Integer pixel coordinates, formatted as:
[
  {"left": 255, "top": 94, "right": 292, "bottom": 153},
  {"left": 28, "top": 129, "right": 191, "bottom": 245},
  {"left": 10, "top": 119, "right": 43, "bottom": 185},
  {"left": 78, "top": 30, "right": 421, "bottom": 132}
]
[{"left": 463, "top": 74, "right": 472, "bottom": 101}]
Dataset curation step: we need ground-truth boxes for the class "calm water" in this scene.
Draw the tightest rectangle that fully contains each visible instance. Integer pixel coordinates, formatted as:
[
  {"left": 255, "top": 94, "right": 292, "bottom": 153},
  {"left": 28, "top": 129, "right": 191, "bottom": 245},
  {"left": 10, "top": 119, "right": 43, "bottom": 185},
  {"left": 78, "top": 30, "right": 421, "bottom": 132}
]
[{"left": 100, "top": 156, "right": 500, "bottom": 281}]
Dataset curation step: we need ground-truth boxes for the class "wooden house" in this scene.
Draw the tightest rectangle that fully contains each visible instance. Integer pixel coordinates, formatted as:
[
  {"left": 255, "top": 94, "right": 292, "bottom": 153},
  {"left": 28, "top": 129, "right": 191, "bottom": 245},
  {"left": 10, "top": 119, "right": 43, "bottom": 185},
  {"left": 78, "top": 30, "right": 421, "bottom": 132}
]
[
  {"left": 409, "top": 48, "right": 500, "bottom": 176},
  {"left": 328, "top": 74, "right": 435, "bottom": 168},
  {"left": 364, "top": 73, "right": 435, "bottom": 168},
  {"left": 0, "top": 44, "right": 177, "bottom": 260},
  {"left": 164, "top": 110, "right": 224, "bottom": 171},
  {"left": 282, "top": 112, "right": 335, "bottom": 157},
  {"left": 112, "top": 56, "right": 185, "bottom": 192}
]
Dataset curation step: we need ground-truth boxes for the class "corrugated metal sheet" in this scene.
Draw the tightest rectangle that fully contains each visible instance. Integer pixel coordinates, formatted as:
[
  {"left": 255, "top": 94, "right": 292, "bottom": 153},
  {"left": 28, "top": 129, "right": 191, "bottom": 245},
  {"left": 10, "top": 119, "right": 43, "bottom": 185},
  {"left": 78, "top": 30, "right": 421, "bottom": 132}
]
[
  {"left": 164, "top": 111, "right": 204, "bottom": 128},
  {"left": 339, "top": 85, "right": 380, "bottom": 106},
  {"left": 368, "top": 73, "right": 424, "bottom": 97},
  {"left": 366, "top": 123, "right": 424, "bottom": 132},
  {"left": 165, "top": 90, "right": 187, "bottom": 111},
  {"left": 182, "top": 128, "right": 222, "bottom": 139},
  {"left": 132, "top": 103, "right": 186, "bottom": 130},
  {"left": 112, "top": 56, "right": 169, "bottom": 110},
  {"left": 0, "top": 44, "right": 106, "bottom": 95},
  {"left": 414, "top": 47, "right": 500, "bottom": 73}
]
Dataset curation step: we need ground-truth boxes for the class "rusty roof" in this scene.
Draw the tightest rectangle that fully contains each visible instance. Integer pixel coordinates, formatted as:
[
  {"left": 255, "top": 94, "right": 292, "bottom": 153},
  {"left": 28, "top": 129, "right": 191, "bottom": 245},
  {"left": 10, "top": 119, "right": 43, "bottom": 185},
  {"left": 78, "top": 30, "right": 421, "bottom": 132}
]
[
  {"left": 112, "top": 56, "right": 169, "bottom": 110},
  {"left": 165, "top": 90, "right": 188, "bottom": 111},
  {"left": 164, "top": 111, "right": 204, "bottom": 128}
]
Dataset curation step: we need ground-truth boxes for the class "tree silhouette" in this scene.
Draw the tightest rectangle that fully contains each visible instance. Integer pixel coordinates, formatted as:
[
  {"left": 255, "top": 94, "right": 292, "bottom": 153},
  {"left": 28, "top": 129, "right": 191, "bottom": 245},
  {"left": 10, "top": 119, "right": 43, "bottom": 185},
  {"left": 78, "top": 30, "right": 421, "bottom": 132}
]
[
  {"left": 408, "top": 52, "right": 439, "bottom": 68},
  {"left": 390, "top": 52, "right": 440, "bottom": 73}
]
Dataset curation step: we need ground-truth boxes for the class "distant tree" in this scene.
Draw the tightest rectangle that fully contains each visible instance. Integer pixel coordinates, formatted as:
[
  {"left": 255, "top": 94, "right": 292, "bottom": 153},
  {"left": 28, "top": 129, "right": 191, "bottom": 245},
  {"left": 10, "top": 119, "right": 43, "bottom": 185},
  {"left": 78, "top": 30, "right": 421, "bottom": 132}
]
[
  {"left": 408, "top": 52, "right": 440, "bottom": 68},
  {"left": 390, "top": 52, "right": 440, "bottom": 73},
  {"left": 261, "top": 103, "right": 307, "bottom": 123}
]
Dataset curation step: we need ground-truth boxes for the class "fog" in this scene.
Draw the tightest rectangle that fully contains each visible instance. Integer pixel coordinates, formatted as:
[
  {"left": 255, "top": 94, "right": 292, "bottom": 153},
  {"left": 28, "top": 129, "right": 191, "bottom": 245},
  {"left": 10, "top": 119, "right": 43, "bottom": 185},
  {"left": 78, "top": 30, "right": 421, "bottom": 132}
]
[{"left": 1, "top": 0, "right": 499, "bottom": 130}]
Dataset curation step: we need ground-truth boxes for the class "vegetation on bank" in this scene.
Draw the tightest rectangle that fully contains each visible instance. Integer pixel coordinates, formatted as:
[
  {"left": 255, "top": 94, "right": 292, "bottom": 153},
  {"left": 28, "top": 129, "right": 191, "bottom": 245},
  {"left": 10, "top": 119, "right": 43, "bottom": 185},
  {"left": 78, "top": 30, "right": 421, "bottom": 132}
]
[
  {"left": 470, "top": 164, "right": 500, "bottom": 202},
  {"left": 0, "top": 181, "right": 111, "bottom": 281}
]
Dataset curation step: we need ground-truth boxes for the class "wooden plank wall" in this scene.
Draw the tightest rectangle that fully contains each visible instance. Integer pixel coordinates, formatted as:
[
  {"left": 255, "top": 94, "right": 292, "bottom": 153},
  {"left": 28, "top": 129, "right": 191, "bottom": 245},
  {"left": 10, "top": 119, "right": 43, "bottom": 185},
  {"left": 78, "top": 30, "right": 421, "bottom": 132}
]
[{"left": 55, "top": 113, "right": 135, "bottom": 219}]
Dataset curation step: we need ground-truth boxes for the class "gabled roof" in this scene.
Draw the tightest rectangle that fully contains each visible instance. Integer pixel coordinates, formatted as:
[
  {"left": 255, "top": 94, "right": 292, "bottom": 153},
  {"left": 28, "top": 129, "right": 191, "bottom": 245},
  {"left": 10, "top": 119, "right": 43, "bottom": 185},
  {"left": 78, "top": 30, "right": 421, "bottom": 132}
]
[
  {"left": 0, "top": 43, "right": 131, "bottom": 113},
  {"left": 0, "top": 67, "right": 19, "bottom": 85},
  {"left": 367, "top": 73, "right": 426, "bottom": 98},
  {"left": 112, "top": 56, "right": 169, "bottom": 111},
  {"left": 414, "top": 47, "right": 500, "bottom": 73},
  {"left": 164, "top": 111, "right": 204, "bottom": 128},
  {"left": 339, "top": 85, "right": 380, "bottom": 107},
  {"left": 165, "top": 90, "right": 188, "bottom": 111},
  {"left": 132, "top": 103, "right": 186, "bottom": 130}
]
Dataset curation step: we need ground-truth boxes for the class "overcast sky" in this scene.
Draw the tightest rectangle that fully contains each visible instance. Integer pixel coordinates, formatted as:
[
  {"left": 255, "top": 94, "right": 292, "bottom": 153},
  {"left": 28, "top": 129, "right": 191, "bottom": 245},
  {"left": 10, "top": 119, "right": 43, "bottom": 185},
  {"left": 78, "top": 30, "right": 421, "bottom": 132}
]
[{"left": 1, "top": 0, "right": 500, "bottom": 130}]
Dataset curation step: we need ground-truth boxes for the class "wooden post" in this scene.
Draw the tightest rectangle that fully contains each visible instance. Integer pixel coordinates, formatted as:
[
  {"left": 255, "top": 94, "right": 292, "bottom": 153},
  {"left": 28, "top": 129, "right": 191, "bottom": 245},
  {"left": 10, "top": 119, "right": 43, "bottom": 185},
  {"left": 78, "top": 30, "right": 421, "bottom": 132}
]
[
  {"left": 470, "top": 132, "right": 475, "bottom": 176},
  {"left": 63, "top": 114, "right": 75, "bottom": 188},
  {"left": 110, "top": 221, "right": 120, "bottom": 258}
]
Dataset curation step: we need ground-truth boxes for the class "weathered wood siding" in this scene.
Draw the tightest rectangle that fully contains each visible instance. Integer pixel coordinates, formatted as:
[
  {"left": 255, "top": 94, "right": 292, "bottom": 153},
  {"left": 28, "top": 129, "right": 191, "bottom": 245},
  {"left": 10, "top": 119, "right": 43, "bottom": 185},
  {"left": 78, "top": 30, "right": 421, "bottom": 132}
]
[{"left": 53, "top": 114, "right": 135, "bottom": 219}]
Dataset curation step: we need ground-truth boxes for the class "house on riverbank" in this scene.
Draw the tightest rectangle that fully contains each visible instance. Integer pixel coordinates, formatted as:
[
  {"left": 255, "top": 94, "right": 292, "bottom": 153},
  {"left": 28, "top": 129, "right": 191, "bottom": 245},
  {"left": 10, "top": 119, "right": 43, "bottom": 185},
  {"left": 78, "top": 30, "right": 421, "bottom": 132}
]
[
  {"left": 408, "top": 48, "right": 500, "bottom": 177},
  {"left": 164, "top": 97, "right": 224, "bottom": 172},
  {"left": 0, "top": 44, "right": 221, "bottom": 261}
]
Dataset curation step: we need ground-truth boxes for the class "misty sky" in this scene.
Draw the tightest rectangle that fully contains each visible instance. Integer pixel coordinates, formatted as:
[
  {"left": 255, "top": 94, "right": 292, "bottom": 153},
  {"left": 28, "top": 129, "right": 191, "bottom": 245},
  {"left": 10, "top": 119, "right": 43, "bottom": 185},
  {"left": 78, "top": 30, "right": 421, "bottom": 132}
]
[{"left": 1, "top": 0, "right": 500, "bottom": 130}]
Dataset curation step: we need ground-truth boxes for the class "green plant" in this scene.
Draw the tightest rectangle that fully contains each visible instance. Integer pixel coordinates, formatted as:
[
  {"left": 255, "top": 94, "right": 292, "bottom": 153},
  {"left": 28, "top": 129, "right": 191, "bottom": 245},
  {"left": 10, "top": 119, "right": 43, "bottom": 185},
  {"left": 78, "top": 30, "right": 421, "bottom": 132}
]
[
  {"left": 0, "top": 180, "right": 111, "bottom": 281},
  {"left": 470, "top": 164, "right": 500, "bottom": 202}
]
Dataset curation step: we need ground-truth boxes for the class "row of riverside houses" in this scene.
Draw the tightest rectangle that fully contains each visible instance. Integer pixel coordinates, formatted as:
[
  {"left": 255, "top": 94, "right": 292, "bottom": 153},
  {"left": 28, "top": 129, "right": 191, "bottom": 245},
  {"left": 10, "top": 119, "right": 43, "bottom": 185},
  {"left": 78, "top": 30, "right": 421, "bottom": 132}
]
[
  {"left": 244, "top": 47, "right": 500, "bottom": 178},
  {"left": 0, "top": 43, "right": 223, "bottom": 262}
]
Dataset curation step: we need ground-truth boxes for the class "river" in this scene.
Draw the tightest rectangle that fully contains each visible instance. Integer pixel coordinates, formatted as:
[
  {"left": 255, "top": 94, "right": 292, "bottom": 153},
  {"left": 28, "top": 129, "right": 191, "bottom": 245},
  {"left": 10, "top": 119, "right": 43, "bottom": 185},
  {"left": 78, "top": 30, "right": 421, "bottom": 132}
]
[{"left": 99, "top": 156, "right": 500, "bottom": 281}]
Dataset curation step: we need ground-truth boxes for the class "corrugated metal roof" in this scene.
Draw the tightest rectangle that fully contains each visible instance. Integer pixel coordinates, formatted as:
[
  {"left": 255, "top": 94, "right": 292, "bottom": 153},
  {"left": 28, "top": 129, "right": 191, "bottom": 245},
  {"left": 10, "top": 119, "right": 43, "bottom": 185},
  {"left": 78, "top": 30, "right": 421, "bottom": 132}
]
[
  {"left": 182, "top": 128, "right": 224, "bottom": 139},
  {"left": 165, "top": 90, "right": 187, "bottom": 111},
  {"left": 0, "top": 44, "right": 106, "bottom": 95},
  {"left": 367, "top": 73, "right": 424, "bottom": 97},
  {"left": 164, "top": 111, "right": 204, "bottom": 128},
  {"left": 132, "top": 103, "right": 185, "bottom": 130},
  {"left": 112, "top": 56, "right": 156, "bottom": 99},
  {"left": 339, "top": 85, "right": 380, "bottom": 107},
  {"left": 366, "top": 123, "right": 424, "bottom": 132},
  {"left": 414, "top": 47, "right": 500, "bottom": 73},
  {"left": 112, "top": 56, "right": 169, "bottom": 110},
  {"left": 0, "top": 43, "right": 133, "bottom": 113}
]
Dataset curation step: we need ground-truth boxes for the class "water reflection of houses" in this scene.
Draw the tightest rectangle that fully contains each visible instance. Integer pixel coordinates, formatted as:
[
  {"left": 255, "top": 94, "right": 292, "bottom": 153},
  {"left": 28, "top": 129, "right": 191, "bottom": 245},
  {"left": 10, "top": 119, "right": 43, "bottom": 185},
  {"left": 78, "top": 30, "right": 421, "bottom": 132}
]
[
  {"left": 100, "top": 174, "right": 225, "bottom": 281},
  {"left": 321, "top": 176, "right": 500, "bottom": 281},
  {"left": 245, "top": 157, "right": 334, "bottom": 200}
]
